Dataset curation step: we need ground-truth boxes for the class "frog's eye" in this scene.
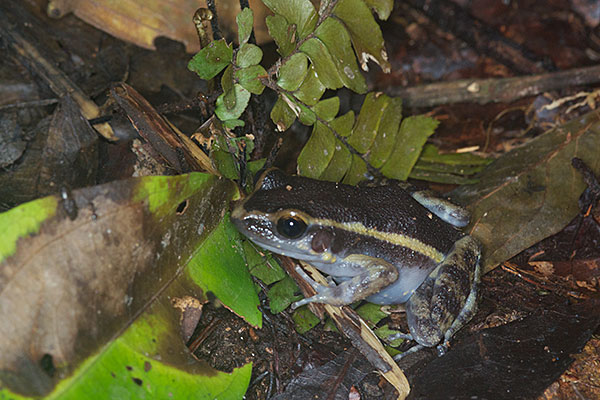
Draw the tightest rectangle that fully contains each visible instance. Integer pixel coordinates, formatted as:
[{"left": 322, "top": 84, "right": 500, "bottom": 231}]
[{"left": 276, "top": 215, "right": 307, "bottom": 239}]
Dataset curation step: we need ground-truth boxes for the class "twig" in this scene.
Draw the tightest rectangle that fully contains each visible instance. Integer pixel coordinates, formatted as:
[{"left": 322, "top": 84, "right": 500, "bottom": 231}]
[
  {"left": 0, "top": 98, "right": 58, "bottom": 111},
  {"left": 388, "top": 65, "right": 600, "bottom": 108},
  {"left": 205, "top": 0, "right": 222, "bottom": 40}
]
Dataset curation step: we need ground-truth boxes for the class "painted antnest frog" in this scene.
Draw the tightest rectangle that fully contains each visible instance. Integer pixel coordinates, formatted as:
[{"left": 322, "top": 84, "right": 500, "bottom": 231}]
[{"left": 231, "top": 169, "right": 481, "bottom": 356}]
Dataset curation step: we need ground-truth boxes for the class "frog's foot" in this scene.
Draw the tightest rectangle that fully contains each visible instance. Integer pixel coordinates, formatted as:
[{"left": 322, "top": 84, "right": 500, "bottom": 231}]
[
  {"left": 387, "top": 332, "right": 434, "bottom": 360},
  {"left": 393, "top": 344, "right": 425, "bottom": 361},
  {"left": 436, "top": 341, "right": 449, "bottom": 357},
  {"left": 291, "top": 266, "right": 338, "bottom": 309},
  {"left": 291, "top": 257, "right": 398, "bottom": 309},
  {"left": 406, "top": 236, "right": 481, "bottom": 349},
  {"left": 386, "top": 332, "right": 414, "bottom": 342}
]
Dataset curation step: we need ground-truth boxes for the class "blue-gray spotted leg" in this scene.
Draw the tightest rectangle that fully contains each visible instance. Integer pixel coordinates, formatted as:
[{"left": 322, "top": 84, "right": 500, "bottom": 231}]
[
  {"left": 405, "top": 236, "right": 481, "bottom": 349},
  {"left": 292, "top": 256, "right": 398, "bottom": 309},
  {"left": 438, "top": 248, "right": 481, "bottom": 350},
  {"left": 393, "top": 343, "right": 425, "bottom": 361}
]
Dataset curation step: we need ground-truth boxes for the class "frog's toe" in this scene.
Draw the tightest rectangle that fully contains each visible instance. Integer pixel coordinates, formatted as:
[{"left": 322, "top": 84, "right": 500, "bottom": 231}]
[
  {"left": 386, "top": 332, "right": 414, "bottom": 342},
  {"left": 291, "top": 287, "right": 339, "bottom": 309},
  {"left": 294, "top": 266, "right": 327, "bottom": 292},
  {"left": 436, "top": 341, "right": 449, "bottom": 357},
  {"left": 392, "top": 344, "right": 425, "bottom": 361}
]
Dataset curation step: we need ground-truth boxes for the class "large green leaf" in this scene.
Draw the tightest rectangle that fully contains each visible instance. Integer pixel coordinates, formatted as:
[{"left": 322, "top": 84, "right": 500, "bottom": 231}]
[
  {"left": 0, "top": 196, "right": 57, "bottom": 263},
  {"left": 188, "top": 216, "right": 262, "bottom": 326},
  {"left": 188, "top": 39, "right": 233, "bottom": 80},
  {"left": 0, "top": 174, "right": 258, "bottom": 398}
]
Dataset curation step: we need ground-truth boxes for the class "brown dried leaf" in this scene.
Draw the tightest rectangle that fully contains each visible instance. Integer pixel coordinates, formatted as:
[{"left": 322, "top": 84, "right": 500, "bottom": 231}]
[
  {"left": 46, "top": 0, "right": 271, "bottom": 53},
  {"left": 453, "top": 110, "right": 600, "bottom": 272}
]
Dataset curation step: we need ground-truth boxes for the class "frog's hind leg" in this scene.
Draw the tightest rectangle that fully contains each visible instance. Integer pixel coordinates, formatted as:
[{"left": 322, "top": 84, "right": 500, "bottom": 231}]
[{"left": 405, "top": 236, "right": 481, "bottom": 351}]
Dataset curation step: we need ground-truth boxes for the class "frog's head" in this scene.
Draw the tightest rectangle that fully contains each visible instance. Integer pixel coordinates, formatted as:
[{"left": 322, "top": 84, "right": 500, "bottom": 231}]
[{"left": 231, "top": 169, "right": 339, "bottom": 263}]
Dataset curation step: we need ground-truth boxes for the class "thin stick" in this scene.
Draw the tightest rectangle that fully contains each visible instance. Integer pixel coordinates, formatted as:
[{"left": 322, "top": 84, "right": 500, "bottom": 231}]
[{"left": 388, "top": 65, "right": 600, "bottom": 108}]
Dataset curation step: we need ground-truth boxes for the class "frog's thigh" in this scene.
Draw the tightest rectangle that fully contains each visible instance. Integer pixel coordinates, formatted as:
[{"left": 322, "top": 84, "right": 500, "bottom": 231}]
[
  {"left": 406, "top": 236, "right": 481, "bottom": 347},
  {"left": 298, "top": 255, "right": 398, "bottom": 307}
]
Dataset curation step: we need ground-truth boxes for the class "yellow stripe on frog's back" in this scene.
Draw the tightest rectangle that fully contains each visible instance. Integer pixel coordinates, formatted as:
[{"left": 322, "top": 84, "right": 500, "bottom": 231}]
[{"left": 312, "top": 218, "right": 445, "bottom": 263}]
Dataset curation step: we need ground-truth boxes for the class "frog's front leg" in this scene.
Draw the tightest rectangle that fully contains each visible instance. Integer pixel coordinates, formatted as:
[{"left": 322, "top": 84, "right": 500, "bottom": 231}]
[
  {"left": 405, "top": 235, "right": 481, "bottom": 350},
  {"left": 292, "top": 255, "right": 398, "bottom": 309}
]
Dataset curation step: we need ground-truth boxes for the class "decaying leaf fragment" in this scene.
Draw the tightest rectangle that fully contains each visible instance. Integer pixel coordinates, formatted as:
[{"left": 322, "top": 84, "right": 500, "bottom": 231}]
[{"left": 453, "top": 110, "right": 600, "bottom": 271}]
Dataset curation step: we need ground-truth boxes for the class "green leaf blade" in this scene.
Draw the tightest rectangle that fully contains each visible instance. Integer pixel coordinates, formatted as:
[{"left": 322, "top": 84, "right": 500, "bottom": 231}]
[
  {"left": 364, "top": 0, "right": 394, "bottom": 19},
  {"left": 300, "top": 38, "right": 344, "bottom": 90},
  {"left": 368, "top": 97, "right": 402, "bottom": 168},
  {"left": 315, "top": 18, "right": 366, "bottom": 93},
  {"left": 313, "top": 97, "right": 340, "bottom": 122},
  {"left": 189, "top": 216, "right": 262, "bottom": 327},
  {"left": 268, "top": 276, "right": 302, "bottom": 314},
  {"left": 334, "top": 0, "right": 391, "bottom": 72},
  {"left": 215, "top": 84, "right": 251, "bottom": 121},
  {"left": 277, "top": 52, "right": 309, "bottom": 91},
  {"left": 319, "top": 138, "right": 352, "bottom": 182},
  {"left": 236, "top": 43, "right": 263, "bottom": 68},
  {"left": 235, "top": 65, "right": 267, "bottom": 95},
  {"left": 221, "top": 64, "right": 235, "bottom": 109},
  {"left": 0, "top": 196, "right": 58, "bottom": 264},
  {"left": 293, "top": 65, "right": 326, "bottom": 106},
  {"left": 380, "top": 115, "right": 439, "bottom": 180},
  {"left": 271, "top": 96, "right": 297, "bottom": 131},
  {"left": 266, "top": 15, "right": 295, "bottom": 57},
  {"left": 188, "top": 39, "right": 233, "bottom": 80},
  {"left": 261, "top": 0, "right": 318, "bottom": 39},
  {"left": 347, "top": 92, "right": 388, "bottom": 153},
  {"left": 298, "top": 122, "right": 336, "bottom": 178},
  {"left": 342, "top": 153, "right": 368, "bottom": 185},
  {"left": 310, "top": 111, "right": 355, "bottom": 181},
  {"left": 237, "top": 7, "right": 254, "bottom": 44}
]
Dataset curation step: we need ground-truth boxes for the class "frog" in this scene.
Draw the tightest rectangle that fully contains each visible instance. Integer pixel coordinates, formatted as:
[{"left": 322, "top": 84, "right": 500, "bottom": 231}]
[{"left": 231, "top": 169, "right": 481, "bottom": 356}]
